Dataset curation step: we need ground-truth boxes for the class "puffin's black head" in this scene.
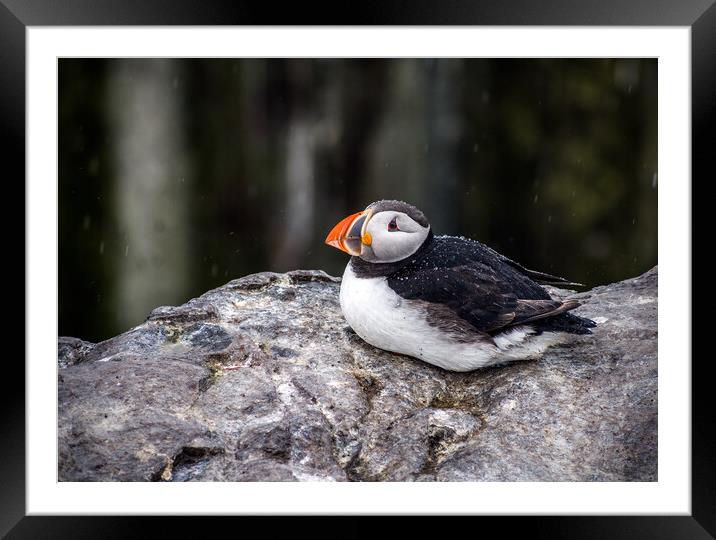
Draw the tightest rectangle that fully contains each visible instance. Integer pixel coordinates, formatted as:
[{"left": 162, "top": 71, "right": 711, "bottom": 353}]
[{"left": 325, "top": 200, "right": 431, "bottom": 263}]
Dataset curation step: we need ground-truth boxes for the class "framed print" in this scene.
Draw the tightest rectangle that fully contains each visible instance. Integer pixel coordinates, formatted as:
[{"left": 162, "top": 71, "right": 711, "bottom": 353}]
[{"left": 6, "top": 0, "right": 713, "bottom": 537}]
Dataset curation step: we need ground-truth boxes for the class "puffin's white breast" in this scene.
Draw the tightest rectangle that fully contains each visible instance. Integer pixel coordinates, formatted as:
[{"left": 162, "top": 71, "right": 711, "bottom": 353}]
[
  {"left": 339, "top": 263, "right": 565, "bottom": 372},
  {"left": 339, "top": 264, "right": 491, "bottom": 371}
]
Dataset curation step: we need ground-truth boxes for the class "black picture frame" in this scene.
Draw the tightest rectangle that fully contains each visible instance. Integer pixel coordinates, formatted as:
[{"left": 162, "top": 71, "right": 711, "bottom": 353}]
[{"left": 5, "top": 1, "right": 712, "bottom": 537}]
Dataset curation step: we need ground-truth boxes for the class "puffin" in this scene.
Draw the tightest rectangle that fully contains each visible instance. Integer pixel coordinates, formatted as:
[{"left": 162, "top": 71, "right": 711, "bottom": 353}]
[{"left": 324, "top": 199, "right": 596, "bottom": 372}]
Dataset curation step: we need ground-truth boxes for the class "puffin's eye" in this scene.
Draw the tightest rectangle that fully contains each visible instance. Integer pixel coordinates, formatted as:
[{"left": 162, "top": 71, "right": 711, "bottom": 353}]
[{"left": 388, "top": 217, "right": 399, "bottom": 231}]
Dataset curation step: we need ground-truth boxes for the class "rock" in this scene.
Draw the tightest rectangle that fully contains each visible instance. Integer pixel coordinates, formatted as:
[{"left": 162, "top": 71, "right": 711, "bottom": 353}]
[{"left": 58, "top": 267, "right": 658, "bottom": 482}]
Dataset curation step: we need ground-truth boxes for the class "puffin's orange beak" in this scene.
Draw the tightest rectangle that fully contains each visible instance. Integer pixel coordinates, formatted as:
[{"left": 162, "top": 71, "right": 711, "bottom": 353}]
[{"left": 325, "top": 210, "right": 372, "bottom": 256}]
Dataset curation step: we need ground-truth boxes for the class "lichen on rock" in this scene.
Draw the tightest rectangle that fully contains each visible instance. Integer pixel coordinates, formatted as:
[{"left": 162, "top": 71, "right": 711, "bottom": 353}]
[{"left": 58, "top": 267, "right": 658, "bottom": 481}]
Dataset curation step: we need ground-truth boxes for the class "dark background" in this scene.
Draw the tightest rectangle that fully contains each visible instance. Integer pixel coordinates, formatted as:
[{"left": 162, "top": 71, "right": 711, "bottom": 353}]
[{"left": 59, "top": 58, "right": 657, "bottom": 343}]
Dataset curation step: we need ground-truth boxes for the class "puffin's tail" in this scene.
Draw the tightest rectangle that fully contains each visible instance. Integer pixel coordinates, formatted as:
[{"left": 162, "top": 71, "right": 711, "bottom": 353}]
[{"left": 534, "top": 308, "right": 597, "bottom": 335}]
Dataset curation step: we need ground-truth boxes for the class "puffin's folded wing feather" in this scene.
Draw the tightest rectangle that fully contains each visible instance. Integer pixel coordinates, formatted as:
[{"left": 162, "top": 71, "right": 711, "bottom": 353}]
[
  {"left": 389, "top": 264, "right": 577, "bottom": 334},
  {"left": 480, "top": 244, "right": 584, "bottom": 287},
  {"left": 433, "top": 236, "right": 583, "bottom": 288},
  {"left": 388, "top": 263, "right": 513, "bottom": 333},
  {"left": 511, "top": 298, "right": 580, "bottom": 326}
]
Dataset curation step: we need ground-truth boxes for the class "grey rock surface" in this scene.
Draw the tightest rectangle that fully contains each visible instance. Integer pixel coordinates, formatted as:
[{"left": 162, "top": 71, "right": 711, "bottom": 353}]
[{"left": 58, "top": 267, "right": 657, "bottom": 482}]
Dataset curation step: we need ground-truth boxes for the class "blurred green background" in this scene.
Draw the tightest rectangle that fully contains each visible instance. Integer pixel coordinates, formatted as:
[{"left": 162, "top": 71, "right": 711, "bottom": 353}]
[{"left": 59, "top": 58, "right": 657, "bottom": 343}]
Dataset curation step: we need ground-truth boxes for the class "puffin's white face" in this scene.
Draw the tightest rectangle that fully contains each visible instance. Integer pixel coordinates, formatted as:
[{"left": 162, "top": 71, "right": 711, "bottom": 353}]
[
  {"left": 325, "top": 202, "right": 431, "bottom": 263},
  {"left": 360, "top": 211, "right": 430, "bottom": 263}
]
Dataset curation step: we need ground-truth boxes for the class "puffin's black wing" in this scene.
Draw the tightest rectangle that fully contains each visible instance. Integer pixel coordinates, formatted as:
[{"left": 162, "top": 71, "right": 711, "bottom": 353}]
[
  {"left": 388, "top": 262, "right": 579, "bottom": 334},
  {"left": 479, "top": 244, "right": 584, "bottom": 287}
]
